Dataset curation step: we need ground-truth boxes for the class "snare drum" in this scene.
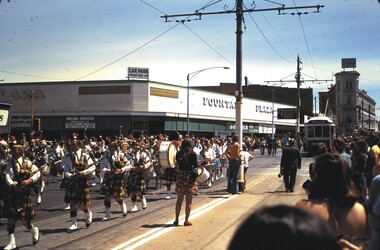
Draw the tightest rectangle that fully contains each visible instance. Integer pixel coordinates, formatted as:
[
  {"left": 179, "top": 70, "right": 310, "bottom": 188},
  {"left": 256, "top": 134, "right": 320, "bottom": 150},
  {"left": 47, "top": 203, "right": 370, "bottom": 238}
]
[
  {"left": 196, "top": 166, "right": 210, "bottom": 184},
  {"left": 143, "top": 165, "right": 157, "bottom": 180},
  {"left": 158, "top": 141, "right": 177, "bottom": 169}
]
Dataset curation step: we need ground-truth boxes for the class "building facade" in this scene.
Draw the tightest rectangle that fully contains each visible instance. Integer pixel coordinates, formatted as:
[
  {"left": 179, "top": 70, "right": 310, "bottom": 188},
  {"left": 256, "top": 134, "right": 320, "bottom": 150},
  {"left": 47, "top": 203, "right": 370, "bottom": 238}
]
[
  {"left": 0, "top": 79, "right": 297, "bottom": 140},
  {"left": 195, "top": 82, "right": 313, "bottom": 125},
  {"left": 319, "top": 70, "right": 378, "bottom": 134}
]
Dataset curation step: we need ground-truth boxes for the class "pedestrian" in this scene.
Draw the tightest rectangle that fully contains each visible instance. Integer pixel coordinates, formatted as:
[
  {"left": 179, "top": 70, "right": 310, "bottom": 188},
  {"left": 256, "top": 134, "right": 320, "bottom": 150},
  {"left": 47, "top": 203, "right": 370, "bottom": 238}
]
[
  {"left": 228, "top": 204, "right": 340, "bottom": 250},
  {"left": 173, "top": 139, "right": 198, "bottom": 226},
  {"left": 333, "top": 137, "right": 351, "bottom": 168},
  {"left": 366, "top": 174, "right": 380, "bottom": 250},
  {"left": 239, "top": 144, "right": 254, "bottom": 191},
  {"left": 296, "top": 152, "right": 370, "bottom": 248},
  {"left": 226, "top": 134, "right": 241, "bottom": 195},
  {"left": 280, "top": 138, "right": 301, "bottom": 192},
  {"left": 351, "top": 139, "right": 368, "bottom": 204},
  {"left": 368, "top": 135, "right": 380, "bottom": 180},
  {"left": 3, "top": 144, "right": 40, "bottom": 250}
]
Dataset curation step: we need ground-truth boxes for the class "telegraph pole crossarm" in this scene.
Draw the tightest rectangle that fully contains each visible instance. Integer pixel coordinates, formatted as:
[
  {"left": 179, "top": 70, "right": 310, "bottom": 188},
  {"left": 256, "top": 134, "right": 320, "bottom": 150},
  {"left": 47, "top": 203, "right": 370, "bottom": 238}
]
[{"left": 161, "top": 5, "right": 324, "bottom": 22}]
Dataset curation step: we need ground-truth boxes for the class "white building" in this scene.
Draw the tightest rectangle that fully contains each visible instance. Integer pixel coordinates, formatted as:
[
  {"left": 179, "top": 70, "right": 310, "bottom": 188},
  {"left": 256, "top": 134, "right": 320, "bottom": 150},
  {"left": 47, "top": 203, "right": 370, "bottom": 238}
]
[{"left": 0, "top": 79, "right": 297, "bottom": 139}]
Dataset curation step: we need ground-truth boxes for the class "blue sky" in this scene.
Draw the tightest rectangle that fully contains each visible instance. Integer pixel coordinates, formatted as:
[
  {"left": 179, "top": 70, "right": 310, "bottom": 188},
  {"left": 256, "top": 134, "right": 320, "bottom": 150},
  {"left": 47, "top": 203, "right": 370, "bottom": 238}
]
[{"left": 1, "top": 0, "right": 379, "bottom": 116}]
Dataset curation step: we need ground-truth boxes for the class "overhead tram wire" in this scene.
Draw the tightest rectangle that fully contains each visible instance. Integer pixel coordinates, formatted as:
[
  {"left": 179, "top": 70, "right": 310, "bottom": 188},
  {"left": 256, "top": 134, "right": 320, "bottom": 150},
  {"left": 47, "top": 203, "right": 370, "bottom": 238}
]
[
  {"left": 256, "top": 2, "right": 295, "bottom": 60},
  {"left": 140, "top": 0, "right": 235, "bottom": 69},
  {"left": 244, "top": 4, "right": 294, "bottom": 64},
  {"left": 75, "top": 1, "right": 233, "bottom": 81},
  {"left": 74, "top": 22, "right": 181, "bottom": 81},
  {"left": 183, "top": 23, "right": 235, "bottom": 67},
  {"left": 292, "top": 0, "right": 318, "bottom": 79},
  {"left": 140, "top": 0, "right": 235, "bottom": 67}
]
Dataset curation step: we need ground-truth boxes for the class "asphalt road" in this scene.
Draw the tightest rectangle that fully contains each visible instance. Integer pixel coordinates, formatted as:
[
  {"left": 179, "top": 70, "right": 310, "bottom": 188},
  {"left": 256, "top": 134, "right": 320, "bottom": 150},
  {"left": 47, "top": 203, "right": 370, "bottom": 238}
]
[{"left": 0, "top": 149, "right": 313, "bottom": 250}]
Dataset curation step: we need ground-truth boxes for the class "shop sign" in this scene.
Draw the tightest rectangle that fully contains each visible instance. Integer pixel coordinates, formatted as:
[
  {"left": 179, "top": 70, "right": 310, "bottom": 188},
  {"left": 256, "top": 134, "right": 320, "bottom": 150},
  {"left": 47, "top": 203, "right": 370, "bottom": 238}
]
[
  {"left": 65, "top": 116, "right": 96, "bottom": 129},
  {"left": 128, "top": 67, "right": 149, "bottom": 80},
  {"left": 0, "top": 103, "right": 11, "bottom": 126},
  {"left": 11, "top": 117, "right": 30, "bottom": 128}
]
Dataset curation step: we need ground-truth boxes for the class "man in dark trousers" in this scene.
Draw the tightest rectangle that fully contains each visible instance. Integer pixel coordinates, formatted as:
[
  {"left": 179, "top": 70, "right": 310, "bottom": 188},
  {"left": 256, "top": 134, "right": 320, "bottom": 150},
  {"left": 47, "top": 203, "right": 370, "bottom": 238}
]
[{"left": 280, "top": 139, "right": 301, "bottom": 192}]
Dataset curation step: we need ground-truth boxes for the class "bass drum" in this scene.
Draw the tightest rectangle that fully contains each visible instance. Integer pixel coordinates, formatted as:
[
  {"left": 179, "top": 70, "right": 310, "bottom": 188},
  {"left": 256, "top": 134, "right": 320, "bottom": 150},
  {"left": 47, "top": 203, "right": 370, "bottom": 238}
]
[{"left": 158, "top": 141, "right": 177, "bottom": 169}]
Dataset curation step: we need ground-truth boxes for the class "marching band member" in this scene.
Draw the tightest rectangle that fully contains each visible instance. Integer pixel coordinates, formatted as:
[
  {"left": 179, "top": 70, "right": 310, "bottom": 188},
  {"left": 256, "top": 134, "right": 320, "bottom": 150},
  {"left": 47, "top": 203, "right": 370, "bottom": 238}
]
[
  {"left": 99, "top": 141, "right": 130, "bottom": 221},
  {"left": 127, "top": 141, "right": 149, "bottom": 212},
  {"left": 24, "top": 138, "right": 48, "bottom": 205},
  {"left": 61, "top": 134, "right": 95, "bottom": 233},
  {"left": 3, "top": 144, "right": 40, "bottom": 250},
  {"left": 0, "top": 140, "right": 9, "bottom": 221},
  {"left": 47, "top": 140, "right": 65, "bottom": 183},
  {"left": 161, "top": 132, "right": 182, "bottom": 200}
]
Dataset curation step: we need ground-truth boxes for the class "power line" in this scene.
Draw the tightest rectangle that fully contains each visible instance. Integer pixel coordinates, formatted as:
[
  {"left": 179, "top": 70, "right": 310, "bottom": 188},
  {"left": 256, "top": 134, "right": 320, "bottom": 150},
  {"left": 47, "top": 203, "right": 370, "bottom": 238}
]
[{"left": 0, "top": 70, "right": 66, "bottom": 81}]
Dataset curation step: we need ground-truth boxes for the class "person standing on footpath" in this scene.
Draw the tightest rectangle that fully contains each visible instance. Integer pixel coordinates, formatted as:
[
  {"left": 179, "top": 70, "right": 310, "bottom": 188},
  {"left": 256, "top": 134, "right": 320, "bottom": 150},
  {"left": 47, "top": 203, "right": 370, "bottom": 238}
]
[
  {"left": 280, "top": 138, "right": 301, "bottom": 192},
  {"left": 240, "top": 144, "right": 254, "bottom": 191},
  {"left": 173, "top": 139, "right": 198, "bottom": 226},
  {"left": 226, "top": 134, "right": 241, "bottom": 195}
]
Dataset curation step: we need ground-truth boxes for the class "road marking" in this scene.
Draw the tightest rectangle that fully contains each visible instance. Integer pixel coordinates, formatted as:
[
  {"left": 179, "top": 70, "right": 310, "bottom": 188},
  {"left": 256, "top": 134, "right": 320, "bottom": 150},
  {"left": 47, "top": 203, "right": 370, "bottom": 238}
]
[
  {"left": 113, "top": 194, "right": 239, "bottom": 250},
  {"left": 113, "top": 174, "right": 271, "bottom": 249}
]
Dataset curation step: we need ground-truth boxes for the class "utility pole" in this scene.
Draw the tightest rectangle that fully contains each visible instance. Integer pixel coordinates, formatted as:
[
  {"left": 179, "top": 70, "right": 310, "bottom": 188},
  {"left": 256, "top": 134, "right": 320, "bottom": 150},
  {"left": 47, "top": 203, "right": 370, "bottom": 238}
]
[
  {"left": 30, "top": 90, "right": 35, "bottom": 134},
  {"left": 266, "top": 56, "right": 332, "bottom": 135},
  {"left": 235, "top": 0, "right": 243, "bottom": 145},
  {"left": 296, "top": 55, "right": 301, "bottom": 135},
  {"left": 162, "top": 2, "right": 324, "bottom": 146}
]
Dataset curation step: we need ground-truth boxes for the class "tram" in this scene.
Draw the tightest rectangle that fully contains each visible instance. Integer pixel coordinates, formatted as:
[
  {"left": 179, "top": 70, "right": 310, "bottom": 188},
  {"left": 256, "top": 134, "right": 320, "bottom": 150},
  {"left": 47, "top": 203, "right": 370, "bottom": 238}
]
[{"left": 303, "top": 114, "right": 336, "bottom": 156}]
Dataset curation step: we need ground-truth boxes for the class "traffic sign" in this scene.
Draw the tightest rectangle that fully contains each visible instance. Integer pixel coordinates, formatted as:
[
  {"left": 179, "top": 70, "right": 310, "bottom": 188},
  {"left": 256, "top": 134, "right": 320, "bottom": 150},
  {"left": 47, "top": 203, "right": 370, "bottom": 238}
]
[{"left": 277, "top": 108, "right": 297, "bottom": 119}]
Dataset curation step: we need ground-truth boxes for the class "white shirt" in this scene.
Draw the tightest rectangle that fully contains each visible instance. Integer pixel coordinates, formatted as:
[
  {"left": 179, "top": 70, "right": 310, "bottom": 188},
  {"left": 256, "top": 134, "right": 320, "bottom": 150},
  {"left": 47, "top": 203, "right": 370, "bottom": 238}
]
[
  {"left": 61, "top": 148, "right": 95, "bottom": 179},
  {"left": 240, "top": 151, "right": 254, "bottom": 168},
  {"left": 5, "top": 156, "right": 41, "bottom": 186}
]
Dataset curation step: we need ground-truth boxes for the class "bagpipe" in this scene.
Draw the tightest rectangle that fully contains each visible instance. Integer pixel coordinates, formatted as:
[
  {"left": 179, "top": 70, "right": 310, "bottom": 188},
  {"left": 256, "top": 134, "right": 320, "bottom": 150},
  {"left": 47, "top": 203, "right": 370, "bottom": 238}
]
[{"left": 12, "top": 158, "right": 38, "bottom": 193}]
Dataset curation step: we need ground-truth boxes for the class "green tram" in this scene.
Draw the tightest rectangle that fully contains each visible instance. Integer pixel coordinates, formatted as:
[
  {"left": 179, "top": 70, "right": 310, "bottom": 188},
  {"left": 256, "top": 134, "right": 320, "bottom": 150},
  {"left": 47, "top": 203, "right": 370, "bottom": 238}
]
[{"left": 303, "top": 115, "right": 336, "bottom": 156}]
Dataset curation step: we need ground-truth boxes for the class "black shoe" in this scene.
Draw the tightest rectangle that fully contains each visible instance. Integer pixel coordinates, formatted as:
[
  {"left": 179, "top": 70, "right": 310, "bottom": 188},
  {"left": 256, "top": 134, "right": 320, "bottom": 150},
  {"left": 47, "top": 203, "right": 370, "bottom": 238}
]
[
  {"left": 289, "top": 189, "right": 294, "bottom": 193},
  {"left": 173, "top": 220, "right": 179, "bottom": 226}
]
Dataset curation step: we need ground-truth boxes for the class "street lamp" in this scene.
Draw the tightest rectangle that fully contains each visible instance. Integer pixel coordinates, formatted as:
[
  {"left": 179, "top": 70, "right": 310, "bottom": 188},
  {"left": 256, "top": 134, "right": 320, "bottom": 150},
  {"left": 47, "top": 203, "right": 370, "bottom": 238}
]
[{"left": 186, "top": 66, "right": 229, "bottom": 137}]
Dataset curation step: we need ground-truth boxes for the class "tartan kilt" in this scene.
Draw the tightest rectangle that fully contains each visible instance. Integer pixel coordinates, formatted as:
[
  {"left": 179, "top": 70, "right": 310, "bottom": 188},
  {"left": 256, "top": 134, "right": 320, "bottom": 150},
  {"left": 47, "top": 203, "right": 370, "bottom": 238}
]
[
  {"left": 99, "top": 172, "right": 125, "bottom": 199},
  {"left": 160, "top": 168, "right": 177, "bottom": 182},
  {"left": 126, "top": 169, "right": 146, "bottom": 194},
  {"left": 4, "top": 188, "right": 36, "bottom": 221},
  {"left": 64, "top": 177, "right": 90, "bottom": 206},
  {"left": 175, "top": 169, "right": 198, "bottom": 195}
]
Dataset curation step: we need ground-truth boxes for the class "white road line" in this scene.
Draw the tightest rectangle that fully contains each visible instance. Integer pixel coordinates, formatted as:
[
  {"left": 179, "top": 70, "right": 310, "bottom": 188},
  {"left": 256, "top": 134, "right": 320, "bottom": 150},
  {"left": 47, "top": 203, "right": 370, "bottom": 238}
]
[
  {"left": 113, "top": 195, "right": 239, "bottom": 250},
  {"left": 113, "top": 174, "right": 270, "bottom": 250}
]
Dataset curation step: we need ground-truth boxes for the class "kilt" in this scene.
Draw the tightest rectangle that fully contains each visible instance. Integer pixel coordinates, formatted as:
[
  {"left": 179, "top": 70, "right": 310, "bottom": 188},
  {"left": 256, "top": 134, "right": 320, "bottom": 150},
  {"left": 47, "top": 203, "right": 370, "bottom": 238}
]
[
  {"left": 99, "top": 172, "right": 126, "bottom": 199},
  {"left": 126, "top": 169, "right": 146, "bottom": 193},
  {"left": 4, "top": 188, "right": 36, "bottom": 221},
  {"left": 64, "top": 177, "right": 90, "bottom": 206},
  {"left": 175, "top": 169, "right": 197, "bottom": 195}
]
